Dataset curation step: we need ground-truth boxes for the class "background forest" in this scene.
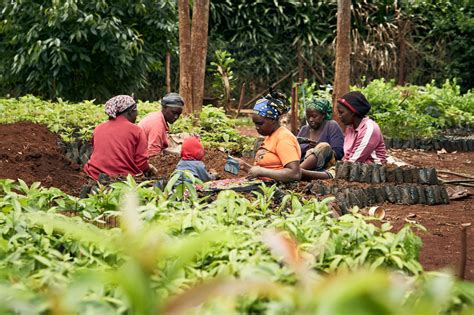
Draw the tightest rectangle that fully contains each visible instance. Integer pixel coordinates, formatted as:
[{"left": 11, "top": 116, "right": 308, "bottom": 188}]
[{"left": 0, "top": 0, "right": 472, "bottom": 103}]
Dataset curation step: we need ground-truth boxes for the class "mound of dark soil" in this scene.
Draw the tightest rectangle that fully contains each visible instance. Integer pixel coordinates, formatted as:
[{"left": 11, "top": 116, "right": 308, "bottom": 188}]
[{"left": 0, "top": 122, "right": 88, "bottom": 195}]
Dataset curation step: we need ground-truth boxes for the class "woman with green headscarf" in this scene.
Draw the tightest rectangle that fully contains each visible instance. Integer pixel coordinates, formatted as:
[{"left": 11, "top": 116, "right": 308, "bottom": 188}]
[{"left": 297, "top": 97, "right": 344, "bottom": 180}]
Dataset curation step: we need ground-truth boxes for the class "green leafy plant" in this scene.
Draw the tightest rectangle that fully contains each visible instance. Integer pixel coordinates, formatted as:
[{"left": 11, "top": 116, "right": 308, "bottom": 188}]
[
  {"left": 1, "top": 178, "right": 474, "bottom": 313},
  {"left": 210, "top": 50, "right": 235, "bottom": 113}
]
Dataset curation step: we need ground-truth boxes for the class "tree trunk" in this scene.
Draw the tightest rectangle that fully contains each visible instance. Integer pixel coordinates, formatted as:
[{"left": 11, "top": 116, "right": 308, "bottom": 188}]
[
  {"left": 333, "top": 0, "right": 351, "bottom": 130},
  {"left": 297, "top": 43, "right": 304, "bottom": 82},
  {"left": 166, "top": 51, "right": 171, "bottom": 94},
  {"left": 234, "top": 82, "right": 246, "bottom": 118},
  {"left": 190, "top": 0, "right": 210, "bottom": 113},
  {"left": 178, "top": 0, "right": 192, "bottom": 113},
  {"left": 397, "top": 20, "right": 407, "bottom": 86},
  {"left": 290, "top": 84, "right": 299, "bottom": 135}
]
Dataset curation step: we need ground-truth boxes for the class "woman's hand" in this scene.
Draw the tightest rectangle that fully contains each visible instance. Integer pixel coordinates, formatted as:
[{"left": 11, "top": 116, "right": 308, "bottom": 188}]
[
  {"left": 209, "top": 168, "right": 220, "bottom": 180},
  {"left": 247, "top": 166, "right": 263, "bottom": 179},
  {"left": 233, "top": 158, "right": 252, "bottom": 172},
  {"left": 146, "top": 164, "right": 158, "bottom": 176}
]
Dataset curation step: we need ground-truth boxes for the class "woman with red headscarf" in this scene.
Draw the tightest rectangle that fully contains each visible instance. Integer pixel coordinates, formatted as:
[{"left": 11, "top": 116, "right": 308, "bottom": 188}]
[{"left": 84, "top": 95, "right": 156, "bottom": 180}]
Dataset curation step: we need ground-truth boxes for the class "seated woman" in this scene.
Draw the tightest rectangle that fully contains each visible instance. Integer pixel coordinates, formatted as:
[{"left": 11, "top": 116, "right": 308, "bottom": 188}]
[
  {"left": 84, "top": 95, "right": 156, "bottom": 180},
  {"left": 298, "top": 97, "right": 344, "bottom": 180},
  {"left": 138, "top": 93, "right": 184, "bottom": 157},
  {"left": 238, "top": 91, "right": 301, "bottom": 183},
  {"left": 336, "top": 91, "right": 387, "bottom": 164}
]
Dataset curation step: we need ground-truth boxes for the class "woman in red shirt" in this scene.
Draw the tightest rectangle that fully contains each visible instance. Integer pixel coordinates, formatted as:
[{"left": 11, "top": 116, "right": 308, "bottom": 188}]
[{"left": 84, "top": 95, "right": 155, "bottom": 180}]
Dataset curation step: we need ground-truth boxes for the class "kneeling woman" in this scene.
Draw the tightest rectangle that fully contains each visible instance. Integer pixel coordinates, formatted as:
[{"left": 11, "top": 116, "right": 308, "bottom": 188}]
[
  {"left": 240, "top": 91, "right": 301, "bottom": 182},
  {"left": 84, "top": 95, "right": 155, "bottom": 180}
]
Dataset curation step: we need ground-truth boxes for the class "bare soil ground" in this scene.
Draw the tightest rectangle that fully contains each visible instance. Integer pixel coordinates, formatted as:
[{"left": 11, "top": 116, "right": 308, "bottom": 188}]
[
  {"left": 0, "top": 122, "right": 87, "bottom": 195},
  {"left": 387, "top": 149, "right": 473, "bottom": 280},
  {"left": 0, "top": 122, "right": 472, "bottom": 280}
]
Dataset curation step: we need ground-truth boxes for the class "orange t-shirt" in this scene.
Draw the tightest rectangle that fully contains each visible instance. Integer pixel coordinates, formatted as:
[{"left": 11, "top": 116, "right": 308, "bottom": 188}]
[{"left": 255, "top": 126, "right": 301, "bottom": 169}]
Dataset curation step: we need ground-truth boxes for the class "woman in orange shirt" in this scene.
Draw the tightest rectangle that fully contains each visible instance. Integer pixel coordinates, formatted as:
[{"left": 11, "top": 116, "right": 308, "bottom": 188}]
[{"left": 238, "top": 91, "right": 301, "bottom": 182}]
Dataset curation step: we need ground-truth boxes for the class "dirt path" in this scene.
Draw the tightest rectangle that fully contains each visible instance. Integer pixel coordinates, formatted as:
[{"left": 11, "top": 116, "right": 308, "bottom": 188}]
[{"left": 386, "top": 149, "right": 473, "bottom": 280}]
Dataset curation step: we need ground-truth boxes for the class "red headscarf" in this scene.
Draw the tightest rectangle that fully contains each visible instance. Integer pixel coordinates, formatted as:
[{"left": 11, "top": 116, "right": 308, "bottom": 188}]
[{"left": 181, "top": 137, "right": 205, "bottom": 161}]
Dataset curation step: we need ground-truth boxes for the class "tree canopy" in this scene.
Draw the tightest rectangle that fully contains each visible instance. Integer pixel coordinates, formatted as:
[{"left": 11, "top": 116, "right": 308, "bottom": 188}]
[{"left": 0, "top": 0, "right": 472, "bottom": 102}]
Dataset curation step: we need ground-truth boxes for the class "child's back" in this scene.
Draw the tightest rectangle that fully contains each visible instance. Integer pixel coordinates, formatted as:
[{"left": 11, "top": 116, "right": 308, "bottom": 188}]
[
  {"left": 175, "top": 159, "right": 212, "bottom": 182},
  {"left": 173, "top": 136, "right": 214, "bottom": 184}
]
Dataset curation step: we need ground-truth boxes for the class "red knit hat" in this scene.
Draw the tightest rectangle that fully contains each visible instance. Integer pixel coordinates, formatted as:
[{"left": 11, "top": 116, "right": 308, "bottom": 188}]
[{"left": 181, "top": 137, "right": 205, "bottom": 161}]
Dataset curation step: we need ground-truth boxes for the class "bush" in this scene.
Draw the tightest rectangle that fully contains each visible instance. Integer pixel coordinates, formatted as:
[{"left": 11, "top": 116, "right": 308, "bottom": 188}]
[
  {"left": 0, "top": 0, "right": 177, "bottom": 102},
  {"left": 360, "top": 79, "right": 474, "bottom": 139}
]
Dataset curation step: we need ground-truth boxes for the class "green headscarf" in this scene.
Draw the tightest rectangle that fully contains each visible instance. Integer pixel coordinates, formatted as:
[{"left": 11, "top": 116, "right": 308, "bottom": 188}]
[{"left": 305, "top": 97, "right": 333, "bottom": 120}]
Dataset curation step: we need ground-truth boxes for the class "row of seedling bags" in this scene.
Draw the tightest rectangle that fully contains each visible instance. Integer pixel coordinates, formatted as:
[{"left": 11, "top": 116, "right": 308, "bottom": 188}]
[
  {"left": 335, "top": 161, "right": 439, "bottom": 185},
  {"left": 384, "top": 136, "right": 474, "bottom": 152},
  {"left": 60, "top": 140, "right": 92, "bottom": 165},
  {"left": 305, "top": 182, "right": 449, "bottom": 212}
]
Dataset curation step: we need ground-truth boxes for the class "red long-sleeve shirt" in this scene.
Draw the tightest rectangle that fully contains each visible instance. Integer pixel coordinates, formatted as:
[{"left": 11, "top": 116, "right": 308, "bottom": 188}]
[
  {"left": 138, "top": 111, "right": 169, "bottom": 157},
  {"left": 84, "top": 116, "right": 150, "bottom": 180}
]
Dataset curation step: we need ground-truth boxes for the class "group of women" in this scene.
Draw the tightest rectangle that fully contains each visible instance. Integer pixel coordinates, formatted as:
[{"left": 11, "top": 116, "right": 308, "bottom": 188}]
[
  {"left": 83, "top": 93, "right": 184, "bottom": 180},
  {"left": 237, "top": 90, "right": 387, "bottom": 183},
  {"left": 83, "top": 90, "right": 387, "bottom": 184}
]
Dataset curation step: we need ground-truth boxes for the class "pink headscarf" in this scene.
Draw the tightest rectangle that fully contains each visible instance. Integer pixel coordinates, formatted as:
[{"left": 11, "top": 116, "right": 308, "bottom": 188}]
[{"left": 105, "top": 95, "right": 136, "bottom": 118}]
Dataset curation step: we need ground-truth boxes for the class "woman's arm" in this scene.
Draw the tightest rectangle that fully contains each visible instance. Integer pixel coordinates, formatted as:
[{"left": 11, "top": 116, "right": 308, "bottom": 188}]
[
  {"left": 248, "top": 160, "right": 301, "bottom": 182},
  {"left": 328, "top": 121, "right": 345, "bottom": 160},
  {"left": 301, "top": 169, "right": 330, "bottom": 180},
  {"left": 135, "top": 129, "right": 151, "bottom": 172},
  {"left": 346, "top": 120, "right": 381, "bottom": 163}
]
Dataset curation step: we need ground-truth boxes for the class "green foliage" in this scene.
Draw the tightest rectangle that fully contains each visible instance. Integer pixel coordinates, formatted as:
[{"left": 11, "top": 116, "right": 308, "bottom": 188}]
[
  {"left": 0, "top": 0, "right": 177, "bottom": 101},
  {"left": 0, "top": 178, "right": 473, "bottom": 313},
  {"left": 209, "top": 0, "right": 337, "bottom": 84},
  {"left": 0, "top": 95, "right": 252, "bottom": 151},
  {"left": 210, "top": 49, "right": 235, "bottom": 99},
  {"left": 171, "top": 105, "right": 256, "bottom": 152},
  {"left": 407, "top": 1, "right": 474, "bottom": 92},
  {"left": 0, "top": 95, "right": 159, "bottom": 141},
  {"left": 1, "top": 0, "right": 472, "bottom": 101},
  {"left": 359, "top": 79, "right": 474, "bottom": 139}
]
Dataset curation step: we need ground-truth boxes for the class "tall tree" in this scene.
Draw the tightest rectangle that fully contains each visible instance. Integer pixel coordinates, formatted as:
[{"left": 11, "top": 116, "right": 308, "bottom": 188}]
[
  {"left": 333, "top": 0, "right": 351, "bottom": 128},
  {"left": 178, "top": 0, "right": 210, "bottom": 114},
  {"left": 190, "top": 0, "right": 210, "bottom": 113},
  {"left": 178, "top": 0, "right": 192, "bottom": 112}
]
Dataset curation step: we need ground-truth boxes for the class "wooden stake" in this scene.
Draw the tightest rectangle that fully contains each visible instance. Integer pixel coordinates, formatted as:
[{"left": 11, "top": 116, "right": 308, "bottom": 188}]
[
  {"left": 166, "top": 51, "right": 171, "bottom": 94},
  {"left": 459, "top": 223, "right": 471, "bottom": 280},
  {"left": 333, "top": 0, "right": 351, "bottom": 130},
  {"left": 290, "top": 84, "right": 298, "bottom": 135},
  {"left": 234, "top": 82, "right": 246, "bottom": 118},
  {"left": 243, "top": 70, "right": 296, "bottom": 109}
]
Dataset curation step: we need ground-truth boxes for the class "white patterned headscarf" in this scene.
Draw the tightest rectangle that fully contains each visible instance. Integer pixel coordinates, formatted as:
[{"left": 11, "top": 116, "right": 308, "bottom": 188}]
[{"left": 105, "top": 95, "right": 136, "bottom": 118}]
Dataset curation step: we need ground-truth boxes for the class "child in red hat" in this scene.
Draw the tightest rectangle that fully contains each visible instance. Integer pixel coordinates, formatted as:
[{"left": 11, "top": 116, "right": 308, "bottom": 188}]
[{"left": 173, "top": 136, "right": 216, "bottom": 184}]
